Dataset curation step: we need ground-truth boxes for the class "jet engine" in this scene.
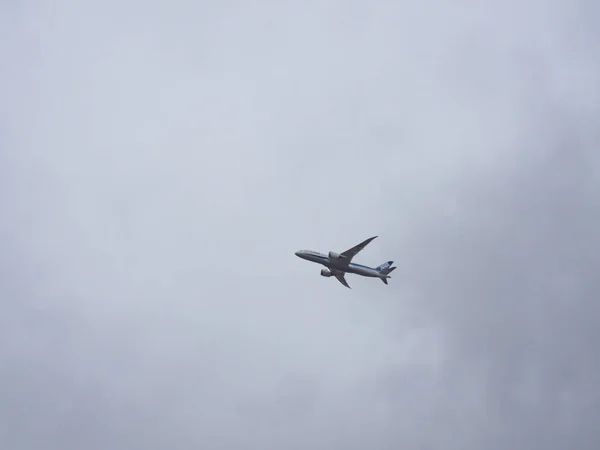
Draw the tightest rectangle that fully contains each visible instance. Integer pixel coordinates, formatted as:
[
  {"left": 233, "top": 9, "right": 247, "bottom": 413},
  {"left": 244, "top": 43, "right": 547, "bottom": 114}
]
[
  {"left": 328, "top": 251, "right": 341, "bottom": 259},
  {"left": 320, "top": 269, "right": 332, "bottom": 277}
]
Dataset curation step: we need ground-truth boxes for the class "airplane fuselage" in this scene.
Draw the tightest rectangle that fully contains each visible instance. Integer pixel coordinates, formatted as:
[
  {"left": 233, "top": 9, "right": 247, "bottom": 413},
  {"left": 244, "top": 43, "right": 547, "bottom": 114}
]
[{"left": 294, "top": 251, "right": 381, "bottom": 277}]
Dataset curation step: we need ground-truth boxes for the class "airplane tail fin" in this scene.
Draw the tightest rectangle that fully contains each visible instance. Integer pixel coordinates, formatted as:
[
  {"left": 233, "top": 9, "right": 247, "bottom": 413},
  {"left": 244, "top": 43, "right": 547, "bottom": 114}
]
[
  {"left": 376, "top": 262, "right": 396, "bottom": 285},
  {"left": 376, "top": 261, "right": 395, "bottom": 274}
]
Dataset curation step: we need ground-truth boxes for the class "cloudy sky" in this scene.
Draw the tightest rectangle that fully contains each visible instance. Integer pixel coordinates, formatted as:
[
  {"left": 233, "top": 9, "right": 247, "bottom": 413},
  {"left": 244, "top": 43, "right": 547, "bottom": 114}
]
[{"left": 1, "top": 0, "right": 599, "bottom": 449}]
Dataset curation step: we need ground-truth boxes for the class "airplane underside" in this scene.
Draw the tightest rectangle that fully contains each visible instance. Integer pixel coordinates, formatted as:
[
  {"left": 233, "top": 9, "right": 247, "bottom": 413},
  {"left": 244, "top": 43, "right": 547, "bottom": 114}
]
[{"left": 319, "top": 264, "right": 395, "bottom": 289}]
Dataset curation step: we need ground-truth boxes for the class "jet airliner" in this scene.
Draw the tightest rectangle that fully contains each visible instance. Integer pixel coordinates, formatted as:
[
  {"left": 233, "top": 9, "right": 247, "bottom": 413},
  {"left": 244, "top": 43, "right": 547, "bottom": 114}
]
[{"left": 295, "top": 236, "right": 395, "bottom": 288}]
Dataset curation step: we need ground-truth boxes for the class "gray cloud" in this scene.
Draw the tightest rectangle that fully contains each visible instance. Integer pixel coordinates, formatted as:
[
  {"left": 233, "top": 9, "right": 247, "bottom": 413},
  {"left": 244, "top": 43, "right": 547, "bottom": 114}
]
[{"left": 2, "top": 0, "right": 599, "bottom": 449}]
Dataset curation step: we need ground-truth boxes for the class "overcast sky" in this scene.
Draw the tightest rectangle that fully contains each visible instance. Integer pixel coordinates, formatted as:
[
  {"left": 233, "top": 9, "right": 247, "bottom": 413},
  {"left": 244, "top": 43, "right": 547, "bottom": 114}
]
[{"left": 1, "top": 1, "right": 599, "bottom": 449}]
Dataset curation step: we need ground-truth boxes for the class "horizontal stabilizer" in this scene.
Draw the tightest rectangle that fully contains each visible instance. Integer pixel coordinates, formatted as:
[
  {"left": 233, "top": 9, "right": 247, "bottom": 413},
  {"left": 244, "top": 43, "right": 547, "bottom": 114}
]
[{"left": 379, "top": 265, "right": 395, "bottom": 285}]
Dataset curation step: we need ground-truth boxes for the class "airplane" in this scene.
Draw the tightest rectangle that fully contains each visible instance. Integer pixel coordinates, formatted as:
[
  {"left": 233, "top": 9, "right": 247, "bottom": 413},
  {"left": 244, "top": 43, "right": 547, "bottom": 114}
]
[{"left": 294, "top": 236, "right": 396, "bottom": 288}]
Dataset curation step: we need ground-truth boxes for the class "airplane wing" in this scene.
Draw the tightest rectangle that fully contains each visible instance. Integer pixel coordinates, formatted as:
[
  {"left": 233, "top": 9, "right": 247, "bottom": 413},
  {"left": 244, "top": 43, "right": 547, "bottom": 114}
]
[
  {"left": 333, "top": 271, "right": 351, "bottom": 288},
  {"left": 339, "top": 236, "right": 378, "bottom": 262}
]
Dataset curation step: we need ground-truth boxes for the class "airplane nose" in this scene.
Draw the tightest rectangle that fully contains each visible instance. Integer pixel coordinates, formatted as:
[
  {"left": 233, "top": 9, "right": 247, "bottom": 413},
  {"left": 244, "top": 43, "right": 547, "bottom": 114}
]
[{"left": 295, "top": 251, "right": 300, "bottom": 257}]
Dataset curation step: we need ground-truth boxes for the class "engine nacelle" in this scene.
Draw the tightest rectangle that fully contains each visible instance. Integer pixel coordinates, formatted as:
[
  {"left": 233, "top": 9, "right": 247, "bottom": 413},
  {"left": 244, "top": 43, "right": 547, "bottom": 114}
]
[
  {"left": 320, "top": 269, "right": 332, "bottom": 277},
  {"left": 328, "top": 251, "right": 341, "bottom": 259}
]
